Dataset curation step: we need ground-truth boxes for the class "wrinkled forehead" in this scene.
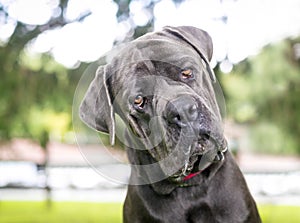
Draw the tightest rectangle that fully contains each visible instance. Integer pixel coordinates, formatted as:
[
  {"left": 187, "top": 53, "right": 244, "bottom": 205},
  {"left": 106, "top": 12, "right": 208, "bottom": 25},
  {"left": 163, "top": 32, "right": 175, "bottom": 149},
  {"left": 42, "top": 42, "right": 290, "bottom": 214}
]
[
  {"left": 127, "top": 75, "right": 194, "bottom": 96},
  {"left": 107, "top": 39, "right": 215, "bottom": 101},
  {"left": 107, "top": 39, "right": 201, "bottom": 67}
]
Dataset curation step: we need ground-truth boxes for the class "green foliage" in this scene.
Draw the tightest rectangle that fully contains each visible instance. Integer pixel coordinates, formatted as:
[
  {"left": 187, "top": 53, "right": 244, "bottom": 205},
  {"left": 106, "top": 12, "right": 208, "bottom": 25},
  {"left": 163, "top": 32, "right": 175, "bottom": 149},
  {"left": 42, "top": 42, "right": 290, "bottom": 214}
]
[
  {"left": 222, "top": 39, "right": 300, "bottom": 154},
  {"left": 0, "top": 0, "right": 78, "bottom": 144},
  {"left": 0, "top": 48, "right": 79, "bottom": 144},
  {"left": 249, "top": 122, "right": 297, "bottom": 154}
]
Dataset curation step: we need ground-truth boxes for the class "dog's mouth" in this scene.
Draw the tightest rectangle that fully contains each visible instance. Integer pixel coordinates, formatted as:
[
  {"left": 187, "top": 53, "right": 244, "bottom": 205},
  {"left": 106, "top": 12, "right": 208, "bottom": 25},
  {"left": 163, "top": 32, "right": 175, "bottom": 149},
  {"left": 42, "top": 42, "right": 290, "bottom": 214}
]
[{"left": 168, "top": 134, "right": 227, "bottom": 183}]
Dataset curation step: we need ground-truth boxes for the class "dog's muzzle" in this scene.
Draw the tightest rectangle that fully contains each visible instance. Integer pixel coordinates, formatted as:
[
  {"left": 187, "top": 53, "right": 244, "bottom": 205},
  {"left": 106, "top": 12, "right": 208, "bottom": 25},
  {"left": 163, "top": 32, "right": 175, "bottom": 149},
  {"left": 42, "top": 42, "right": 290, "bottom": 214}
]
[
  {"left": 165, "top": 95, "right": 199, "bottom": 127},
  {"left": 163, "top": 95, "right": 227, "bottom": 182}
]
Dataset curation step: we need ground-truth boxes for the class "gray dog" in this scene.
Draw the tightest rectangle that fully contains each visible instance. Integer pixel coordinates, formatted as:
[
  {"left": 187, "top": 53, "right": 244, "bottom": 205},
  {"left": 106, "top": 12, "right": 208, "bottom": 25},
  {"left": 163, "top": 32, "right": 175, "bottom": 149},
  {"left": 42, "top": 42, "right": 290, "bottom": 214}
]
[{"left": 80, "top": 26, "right": 261, "bottom": 223}]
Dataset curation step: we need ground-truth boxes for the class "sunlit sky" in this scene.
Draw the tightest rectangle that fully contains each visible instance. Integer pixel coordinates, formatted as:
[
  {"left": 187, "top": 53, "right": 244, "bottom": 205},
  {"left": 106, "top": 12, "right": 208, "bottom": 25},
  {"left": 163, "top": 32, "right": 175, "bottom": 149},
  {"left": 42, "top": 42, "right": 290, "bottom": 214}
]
[{"left": 1, "top": 0, "right": 300, "bottom": 70}]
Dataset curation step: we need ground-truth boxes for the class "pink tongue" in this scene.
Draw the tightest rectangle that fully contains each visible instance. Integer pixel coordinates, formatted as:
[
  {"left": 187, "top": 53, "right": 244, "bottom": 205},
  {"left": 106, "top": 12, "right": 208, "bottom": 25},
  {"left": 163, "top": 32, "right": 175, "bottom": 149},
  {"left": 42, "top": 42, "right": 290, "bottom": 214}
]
[{"left": 183, "top": 171, "right": 201, "bottom": 181}]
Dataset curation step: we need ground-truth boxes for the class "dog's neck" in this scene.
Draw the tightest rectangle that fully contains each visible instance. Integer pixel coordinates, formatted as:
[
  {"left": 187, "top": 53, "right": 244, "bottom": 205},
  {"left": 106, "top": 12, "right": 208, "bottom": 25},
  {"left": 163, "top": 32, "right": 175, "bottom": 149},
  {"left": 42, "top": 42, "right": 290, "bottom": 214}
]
[
  {"left": 127, "top": 146, "right": 228, "bottom": 195},
  {"left": 153, "top": 156, "right": 227, "bottom": 195}
]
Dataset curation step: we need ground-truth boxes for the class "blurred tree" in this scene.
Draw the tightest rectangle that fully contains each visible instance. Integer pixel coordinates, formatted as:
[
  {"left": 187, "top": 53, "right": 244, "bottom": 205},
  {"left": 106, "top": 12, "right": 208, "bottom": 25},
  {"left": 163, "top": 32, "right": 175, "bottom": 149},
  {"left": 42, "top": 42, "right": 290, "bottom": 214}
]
[
  {"left": 222, "top": 37, "right": 300, "bottom": 154},
  {"left": 0, "top": 0, "right": 89, "bottom": 143}
]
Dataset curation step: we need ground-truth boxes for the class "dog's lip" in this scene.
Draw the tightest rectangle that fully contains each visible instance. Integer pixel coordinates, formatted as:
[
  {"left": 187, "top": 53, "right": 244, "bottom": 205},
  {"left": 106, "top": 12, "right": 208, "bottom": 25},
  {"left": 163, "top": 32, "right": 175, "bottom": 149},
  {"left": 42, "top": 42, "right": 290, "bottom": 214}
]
[
  {"left": 169, "top": 146, "right": 206, "bottom": 181},
  {"left": 169, "top": 135, "right": 226, "bottom": 182},
  {"left": 169, "top": 155, "right": 201, "bottom": 182}
]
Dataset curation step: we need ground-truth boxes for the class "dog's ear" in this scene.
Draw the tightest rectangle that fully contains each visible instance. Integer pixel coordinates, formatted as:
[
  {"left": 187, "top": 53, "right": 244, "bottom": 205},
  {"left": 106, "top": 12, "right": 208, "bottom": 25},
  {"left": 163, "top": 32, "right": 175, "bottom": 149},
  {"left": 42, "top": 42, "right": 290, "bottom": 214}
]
[
  {"left": 163, "top": 26, "right": 216, "bottom": 82},
  {"left": 79, "top": 65, "right": 115, "bottom": 146}
]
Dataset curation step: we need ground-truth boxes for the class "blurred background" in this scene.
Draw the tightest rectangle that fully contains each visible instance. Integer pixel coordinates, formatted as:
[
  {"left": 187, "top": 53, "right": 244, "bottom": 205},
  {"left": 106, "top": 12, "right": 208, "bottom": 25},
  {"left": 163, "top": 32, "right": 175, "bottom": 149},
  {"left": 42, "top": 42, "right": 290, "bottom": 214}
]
[{"left": 0, "top": 0, "right": 300, "bottom": 222}]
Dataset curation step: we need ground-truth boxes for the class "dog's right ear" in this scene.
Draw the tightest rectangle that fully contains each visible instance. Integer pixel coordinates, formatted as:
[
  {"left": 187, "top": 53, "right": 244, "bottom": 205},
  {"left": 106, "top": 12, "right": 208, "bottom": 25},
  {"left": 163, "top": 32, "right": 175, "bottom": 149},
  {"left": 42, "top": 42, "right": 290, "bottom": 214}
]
[
  {"left": 163, "top": 26, "right": 216, "bottom": 83},
  {"left": 79, "top": 65, "right": 115, "bottom": 146}
]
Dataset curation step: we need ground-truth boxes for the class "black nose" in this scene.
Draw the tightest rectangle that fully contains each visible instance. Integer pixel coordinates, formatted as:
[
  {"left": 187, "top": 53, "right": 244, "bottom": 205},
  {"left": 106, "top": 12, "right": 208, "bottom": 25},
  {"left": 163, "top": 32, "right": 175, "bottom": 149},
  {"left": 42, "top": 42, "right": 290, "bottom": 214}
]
[{"left": 165, "top": 96, "right": 198, "bottom": 127}]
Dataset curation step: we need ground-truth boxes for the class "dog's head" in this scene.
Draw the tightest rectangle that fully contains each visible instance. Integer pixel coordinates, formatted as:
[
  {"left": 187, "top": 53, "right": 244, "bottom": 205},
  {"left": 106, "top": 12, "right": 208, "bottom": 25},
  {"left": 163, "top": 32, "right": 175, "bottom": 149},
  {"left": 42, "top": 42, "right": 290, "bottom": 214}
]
[{"left": 80, "top": 26, "right": 227, "bottom": 183}]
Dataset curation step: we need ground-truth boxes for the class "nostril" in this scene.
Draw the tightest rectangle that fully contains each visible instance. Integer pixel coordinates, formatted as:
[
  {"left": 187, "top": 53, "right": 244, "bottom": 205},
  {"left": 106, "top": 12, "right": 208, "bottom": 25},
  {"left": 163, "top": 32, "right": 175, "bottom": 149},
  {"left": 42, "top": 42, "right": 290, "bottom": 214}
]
[
  {"left": 165, "top": 96, "right": 199, "bottom": 127},
  {"left": 167, "top": 113, "right": 183, "bottom": 126},
  {"left": 173, "top": 114, "right": 181, "bottom": 123},
  {"left": 200, "top": 133, "right": 210, "bottom": 141},
  {"left": 170, "top": 114, "right": 187, "bottom": 127}
]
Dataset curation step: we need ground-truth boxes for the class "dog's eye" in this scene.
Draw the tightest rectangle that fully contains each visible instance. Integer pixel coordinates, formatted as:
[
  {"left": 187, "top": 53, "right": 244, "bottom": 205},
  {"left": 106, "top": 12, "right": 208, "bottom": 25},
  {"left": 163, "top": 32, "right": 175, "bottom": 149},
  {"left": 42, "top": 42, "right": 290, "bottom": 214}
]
[
  {"left": 180, "top": 69, "right": 194, "bottom": 80},
  {"left": 134, "top": 95, "right": 145, "bottom": 109}
]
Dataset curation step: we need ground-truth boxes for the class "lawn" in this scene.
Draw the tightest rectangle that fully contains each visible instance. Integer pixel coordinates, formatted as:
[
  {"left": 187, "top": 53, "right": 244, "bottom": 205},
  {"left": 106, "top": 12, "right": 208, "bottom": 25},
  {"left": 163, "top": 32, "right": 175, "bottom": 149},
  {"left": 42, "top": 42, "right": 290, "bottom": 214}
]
[
  {"left": 0, "top": 201, "right": 122, "bottom": 223},
  {"left": 258, "top": 204, "right": 300, "bottom": 223},
  {"left": 0, "top": 201, "right": 299, "bottom": 223}
]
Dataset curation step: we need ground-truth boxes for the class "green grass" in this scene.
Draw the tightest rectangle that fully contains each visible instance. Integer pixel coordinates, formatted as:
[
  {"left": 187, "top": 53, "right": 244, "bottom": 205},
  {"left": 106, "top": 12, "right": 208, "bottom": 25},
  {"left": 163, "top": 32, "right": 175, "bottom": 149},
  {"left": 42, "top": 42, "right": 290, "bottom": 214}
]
[
  {"left": 0, "top": 201, "right": 299, "bottom": 223},
  {"left": 0, "top": 201, "right": 122, "bottom": 223},
  {"left": 259, "top": 204, "right": 300, "bottom": 223}
]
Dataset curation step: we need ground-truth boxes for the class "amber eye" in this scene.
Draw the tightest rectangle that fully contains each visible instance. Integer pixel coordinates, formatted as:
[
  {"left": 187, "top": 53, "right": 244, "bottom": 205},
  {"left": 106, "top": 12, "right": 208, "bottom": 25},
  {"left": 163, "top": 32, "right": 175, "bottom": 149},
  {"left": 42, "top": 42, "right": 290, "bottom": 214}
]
[
  {"left": 181, "top": 69, "right": 193, "bottom": 79},
  {"left": 134, "top": 95, "right": 145, "bottom": 108}
]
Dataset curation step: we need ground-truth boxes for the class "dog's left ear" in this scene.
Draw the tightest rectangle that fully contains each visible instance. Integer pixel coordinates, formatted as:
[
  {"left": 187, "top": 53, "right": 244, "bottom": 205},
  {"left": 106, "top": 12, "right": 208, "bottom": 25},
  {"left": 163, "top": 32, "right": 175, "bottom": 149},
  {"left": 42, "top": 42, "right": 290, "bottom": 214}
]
[
  {"left": 79, "top": 65, "right": 115, "bottom": 146},
  {"left": 163, "top": 26, "right": 216, "bottom": 82}
]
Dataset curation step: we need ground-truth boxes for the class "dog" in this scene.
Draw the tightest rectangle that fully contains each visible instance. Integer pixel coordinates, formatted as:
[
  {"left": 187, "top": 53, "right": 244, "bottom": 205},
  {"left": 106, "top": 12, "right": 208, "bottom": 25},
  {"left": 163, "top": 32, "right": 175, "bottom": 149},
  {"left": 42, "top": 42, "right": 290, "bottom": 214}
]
[{"left": 79, "top": 26, "right": 261, "bottom": 223}]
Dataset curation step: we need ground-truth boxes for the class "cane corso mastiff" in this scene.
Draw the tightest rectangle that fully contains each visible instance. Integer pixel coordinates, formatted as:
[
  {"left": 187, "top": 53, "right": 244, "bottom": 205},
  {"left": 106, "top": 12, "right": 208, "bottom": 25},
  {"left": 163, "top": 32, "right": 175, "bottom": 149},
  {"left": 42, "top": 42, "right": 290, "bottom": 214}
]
[{"left": 80, "top": 26, "right": 261, "bottom": 222}]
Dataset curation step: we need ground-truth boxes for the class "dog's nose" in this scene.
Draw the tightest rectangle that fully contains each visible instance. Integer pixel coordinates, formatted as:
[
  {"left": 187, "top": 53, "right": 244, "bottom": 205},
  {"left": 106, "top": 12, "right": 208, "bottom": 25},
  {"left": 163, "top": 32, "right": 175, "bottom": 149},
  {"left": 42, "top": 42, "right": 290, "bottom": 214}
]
[{"left": 165, "top": 96, "right": 198, "bottom": 127}]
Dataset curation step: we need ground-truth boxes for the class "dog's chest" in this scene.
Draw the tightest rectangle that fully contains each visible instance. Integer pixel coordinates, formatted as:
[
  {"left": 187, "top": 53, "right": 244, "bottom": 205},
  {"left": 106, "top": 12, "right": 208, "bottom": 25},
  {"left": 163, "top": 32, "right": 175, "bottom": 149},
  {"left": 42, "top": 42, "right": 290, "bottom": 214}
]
[{"left": 141, "top": 187, "right": 220, "bottom": 223}]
